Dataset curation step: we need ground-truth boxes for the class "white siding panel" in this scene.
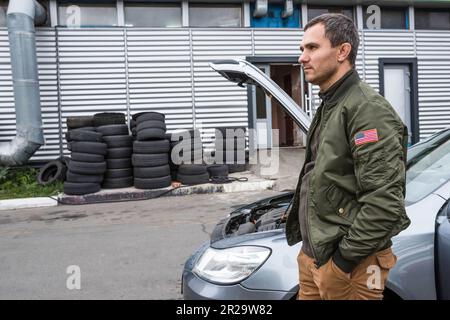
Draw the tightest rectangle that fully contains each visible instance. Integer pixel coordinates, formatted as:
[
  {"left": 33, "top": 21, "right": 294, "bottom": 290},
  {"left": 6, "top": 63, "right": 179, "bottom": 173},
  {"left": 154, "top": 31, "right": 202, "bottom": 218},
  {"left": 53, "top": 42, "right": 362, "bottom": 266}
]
[
  {"left": 126, "top": 29, "right": 193, "bottom": 132},
  {"left": 192, "top": 29, "right": 251, "bottom": 149},
  {"left": 416, "top": 31, "right": 450, "bottom": 140}
]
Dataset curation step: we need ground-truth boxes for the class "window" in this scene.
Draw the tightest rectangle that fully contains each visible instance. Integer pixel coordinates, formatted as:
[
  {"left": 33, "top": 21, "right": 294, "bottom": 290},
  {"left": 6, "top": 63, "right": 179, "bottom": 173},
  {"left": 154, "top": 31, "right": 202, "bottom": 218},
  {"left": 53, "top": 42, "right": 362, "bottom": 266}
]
[
  {"left": 125, "top": 3, "right": 181, "bottom": 27},
  {"left": 363, "top": 6, "right": 408, "bottom": 29},
  {"left": 307, "top": 6, "right": 354, "bottom": 22},
  {"left": 189, "top": 4, "right": 242, "bottom": 27},
  {"left": 415, "top": 8, "right": 450, "bottom": 30},
  {"left": 58, "top": 1, "right": 117, "bottom": 27},
  {"left": 0, "top": 1, "right": 7, "bottom": 27},
  {"left": 250, "top": 3, "right": 300, "bottom": 28}
]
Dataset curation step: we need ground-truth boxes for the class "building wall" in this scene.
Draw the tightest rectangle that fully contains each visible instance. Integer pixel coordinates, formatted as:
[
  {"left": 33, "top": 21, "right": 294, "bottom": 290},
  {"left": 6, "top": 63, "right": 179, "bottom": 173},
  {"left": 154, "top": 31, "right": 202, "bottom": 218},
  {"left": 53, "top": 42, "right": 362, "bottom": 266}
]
[{"left": 0, "top": 27, "right": 450, "bottom": 161}]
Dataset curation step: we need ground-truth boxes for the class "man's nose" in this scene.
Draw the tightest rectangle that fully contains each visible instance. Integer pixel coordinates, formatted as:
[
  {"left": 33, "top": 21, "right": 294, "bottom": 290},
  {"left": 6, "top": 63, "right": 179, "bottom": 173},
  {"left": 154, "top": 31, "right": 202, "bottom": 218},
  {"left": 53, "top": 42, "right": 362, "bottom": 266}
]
[{"left": 299, "top": 52, "right": 308, "bottom": 64}]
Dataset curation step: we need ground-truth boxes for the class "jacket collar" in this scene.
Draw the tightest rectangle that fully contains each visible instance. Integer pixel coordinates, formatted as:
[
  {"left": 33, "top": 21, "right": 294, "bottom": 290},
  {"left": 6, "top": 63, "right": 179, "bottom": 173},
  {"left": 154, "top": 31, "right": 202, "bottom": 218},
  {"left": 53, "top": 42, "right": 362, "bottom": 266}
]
[{"left": 318, "top": 69, "right": 360, "bottom": 106}]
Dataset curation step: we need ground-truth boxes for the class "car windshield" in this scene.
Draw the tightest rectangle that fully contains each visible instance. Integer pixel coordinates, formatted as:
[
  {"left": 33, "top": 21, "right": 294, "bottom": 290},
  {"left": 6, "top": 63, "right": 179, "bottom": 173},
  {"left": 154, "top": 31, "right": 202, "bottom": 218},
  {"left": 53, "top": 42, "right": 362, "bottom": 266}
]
[{"left": 405, "top": 128, "right": 450, "bottom": 205}]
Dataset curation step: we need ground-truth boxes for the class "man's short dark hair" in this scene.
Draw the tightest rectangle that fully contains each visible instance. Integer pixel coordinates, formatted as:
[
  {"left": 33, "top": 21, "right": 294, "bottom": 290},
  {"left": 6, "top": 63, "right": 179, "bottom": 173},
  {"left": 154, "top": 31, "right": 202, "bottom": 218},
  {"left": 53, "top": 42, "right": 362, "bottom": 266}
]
[{"left": 304, "top": 13, "right": 360, "bottom": 66}]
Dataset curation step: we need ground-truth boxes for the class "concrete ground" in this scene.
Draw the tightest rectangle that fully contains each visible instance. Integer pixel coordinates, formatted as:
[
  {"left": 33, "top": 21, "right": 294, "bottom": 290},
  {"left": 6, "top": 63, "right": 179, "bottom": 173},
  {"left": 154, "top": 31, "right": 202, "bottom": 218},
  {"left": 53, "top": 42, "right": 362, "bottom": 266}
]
[{"left": 0, "top": 189, "right": 282, "bottom": 300}]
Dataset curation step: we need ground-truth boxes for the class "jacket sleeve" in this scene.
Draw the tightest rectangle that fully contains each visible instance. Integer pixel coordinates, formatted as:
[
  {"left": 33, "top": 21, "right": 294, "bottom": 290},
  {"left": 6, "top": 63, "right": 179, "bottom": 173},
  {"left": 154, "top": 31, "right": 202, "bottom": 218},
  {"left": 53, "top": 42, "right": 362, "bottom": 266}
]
[{"left": 332, "top": 99, "right": 408, "bottom": 273}]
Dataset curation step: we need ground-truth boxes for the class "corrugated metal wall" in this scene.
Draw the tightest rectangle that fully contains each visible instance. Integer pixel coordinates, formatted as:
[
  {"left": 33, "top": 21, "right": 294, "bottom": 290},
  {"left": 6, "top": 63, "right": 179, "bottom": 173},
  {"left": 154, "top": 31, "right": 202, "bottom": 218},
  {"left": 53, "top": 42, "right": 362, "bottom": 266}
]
[{"left": 1, "top": 27, "right": 450, "bottom": 161}]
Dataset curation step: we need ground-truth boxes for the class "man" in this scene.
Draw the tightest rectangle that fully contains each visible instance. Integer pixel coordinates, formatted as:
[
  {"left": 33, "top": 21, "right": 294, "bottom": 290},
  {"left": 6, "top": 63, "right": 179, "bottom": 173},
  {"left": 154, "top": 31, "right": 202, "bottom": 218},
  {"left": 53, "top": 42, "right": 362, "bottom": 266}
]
[{"left": 285, "top": 13, "right": 411, "bottom": 300}]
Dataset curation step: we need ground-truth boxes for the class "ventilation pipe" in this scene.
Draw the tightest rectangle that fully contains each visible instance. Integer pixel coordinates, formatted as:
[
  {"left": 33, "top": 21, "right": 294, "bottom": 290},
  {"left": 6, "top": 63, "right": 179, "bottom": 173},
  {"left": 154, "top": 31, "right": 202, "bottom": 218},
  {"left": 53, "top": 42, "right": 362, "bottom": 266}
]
[
  {"left": 282, "top": 0, "right": 294, "bottom": 18},
  {"left": 0, "top": 0, "right": 47, "bottom": 166},
  {"left": 253, "top": 0, "right": 268, "bottom": 18}
]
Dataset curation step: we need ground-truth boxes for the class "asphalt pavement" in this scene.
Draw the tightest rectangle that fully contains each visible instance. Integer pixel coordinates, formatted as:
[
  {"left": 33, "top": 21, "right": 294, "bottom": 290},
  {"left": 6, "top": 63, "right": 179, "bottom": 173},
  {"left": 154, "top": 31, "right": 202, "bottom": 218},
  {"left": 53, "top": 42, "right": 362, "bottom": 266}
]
[{"left": 0, "top": 190, "right": 282, "bottom": 299}]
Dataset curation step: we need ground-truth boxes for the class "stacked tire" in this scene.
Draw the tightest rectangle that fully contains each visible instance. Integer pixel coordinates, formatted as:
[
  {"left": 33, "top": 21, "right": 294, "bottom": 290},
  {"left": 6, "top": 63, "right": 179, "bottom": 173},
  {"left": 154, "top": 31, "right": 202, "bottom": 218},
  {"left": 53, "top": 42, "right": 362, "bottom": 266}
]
[
  {"left": 215, "top": 127, "right": 248, "bottom": 173},
  {"left": 132, "top": 112, "right": 172, "bottom": 190},
  {"left": 176, "top": 164, "right": 210, "bottom": 185},
  {"left": 96, "top": 122, "right": 133, "bottom": 189},
  {"left": 64, "top": 128, "right": 107, "bottom": 195}
]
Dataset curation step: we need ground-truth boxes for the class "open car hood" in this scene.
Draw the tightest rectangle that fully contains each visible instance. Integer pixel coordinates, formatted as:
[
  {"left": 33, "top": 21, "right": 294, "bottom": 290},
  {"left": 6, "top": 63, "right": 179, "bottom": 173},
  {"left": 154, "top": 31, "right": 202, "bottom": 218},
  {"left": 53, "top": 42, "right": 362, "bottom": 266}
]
[{"left": 209, "top": 59, "right": 311, "bottom": 133}]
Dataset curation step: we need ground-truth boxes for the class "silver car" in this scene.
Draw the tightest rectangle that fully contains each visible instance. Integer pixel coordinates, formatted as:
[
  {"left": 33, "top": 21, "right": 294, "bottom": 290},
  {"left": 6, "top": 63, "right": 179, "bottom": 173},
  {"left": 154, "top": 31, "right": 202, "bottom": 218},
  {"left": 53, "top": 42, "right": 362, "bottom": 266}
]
[{"left": 181, "top": 60, "right": 450, "bottom": 300}]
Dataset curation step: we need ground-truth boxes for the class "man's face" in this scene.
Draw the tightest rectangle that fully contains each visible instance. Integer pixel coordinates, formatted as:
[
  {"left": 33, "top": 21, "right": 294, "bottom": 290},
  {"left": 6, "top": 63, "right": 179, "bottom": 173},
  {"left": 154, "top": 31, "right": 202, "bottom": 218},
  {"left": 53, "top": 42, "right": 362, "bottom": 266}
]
[{"left": 299, "top": 23, "right": 340, "bottom": 87}]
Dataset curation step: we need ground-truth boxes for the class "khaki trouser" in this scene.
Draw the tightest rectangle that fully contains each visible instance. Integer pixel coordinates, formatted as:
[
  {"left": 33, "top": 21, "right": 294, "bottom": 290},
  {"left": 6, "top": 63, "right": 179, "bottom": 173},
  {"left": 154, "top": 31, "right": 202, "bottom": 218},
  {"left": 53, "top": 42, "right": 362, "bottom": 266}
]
[{"left": 297, "top": 247, "right": 397, "bottom": 300}]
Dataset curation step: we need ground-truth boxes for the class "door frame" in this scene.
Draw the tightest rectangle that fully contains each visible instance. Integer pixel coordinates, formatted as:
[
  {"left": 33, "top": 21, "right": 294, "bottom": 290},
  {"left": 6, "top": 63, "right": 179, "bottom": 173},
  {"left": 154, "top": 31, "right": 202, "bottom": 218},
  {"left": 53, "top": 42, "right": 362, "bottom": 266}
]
[
  {"left": 378, "top": 57, "right": 419, "bottom": 145},
  {"left": 246, "top": 56, "right": 301, "bottom": 149}
]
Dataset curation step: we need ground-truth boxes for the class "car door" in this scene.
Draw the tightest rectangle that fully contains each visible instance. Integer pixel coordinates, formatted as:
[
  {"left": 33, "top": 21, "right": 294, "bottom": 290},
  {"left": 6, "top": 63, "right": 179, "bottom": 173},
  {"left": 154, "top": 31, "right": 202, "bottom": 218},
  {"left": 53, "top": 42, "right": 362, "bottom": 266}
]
[
  {"left": 436, "top": 200, "right": 450, "bottom": 300},
  {"left": 209, "top": 59, "right": 311, "bottom": 134}
]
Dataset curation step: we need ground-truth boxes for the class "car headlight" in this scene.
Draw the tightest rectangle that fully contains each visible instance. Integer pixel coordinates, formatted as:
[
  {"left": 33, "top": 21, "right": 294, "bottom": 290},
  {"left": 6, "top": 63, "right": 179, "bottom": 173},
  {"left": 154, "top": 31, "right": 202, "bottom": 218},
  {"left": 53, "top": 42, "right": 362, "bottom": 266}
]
[{"left": 193, "top": 246, "right": 271, "bottom": 284}]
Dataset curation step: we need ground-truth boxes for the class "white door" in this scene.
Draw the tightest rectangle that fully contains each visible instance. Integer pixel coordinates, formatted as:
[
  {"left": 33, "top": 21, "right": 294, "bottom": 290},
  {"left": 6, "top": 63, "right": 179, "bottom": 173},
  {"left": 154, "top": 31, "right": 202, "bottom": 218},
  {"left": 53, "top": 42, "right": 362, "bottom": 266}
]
[
  {"left": 252, "top": 65, "right": 272, "bottom": 148},
  {"left": 383, "top": 65, "right": 412, "bottom": 145}
]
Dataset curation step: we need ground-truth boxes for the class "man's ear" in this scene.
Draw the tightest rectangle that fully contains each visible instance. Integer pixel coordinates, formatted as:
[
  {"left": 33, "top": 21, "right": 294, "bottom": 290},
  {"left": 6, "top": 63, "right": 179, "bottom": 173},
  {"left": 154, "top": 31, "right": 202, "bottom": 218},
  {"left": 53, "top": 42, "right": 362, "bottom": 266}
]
[{"left": 337, "top": 43, "right": 352, "bottom": 63}]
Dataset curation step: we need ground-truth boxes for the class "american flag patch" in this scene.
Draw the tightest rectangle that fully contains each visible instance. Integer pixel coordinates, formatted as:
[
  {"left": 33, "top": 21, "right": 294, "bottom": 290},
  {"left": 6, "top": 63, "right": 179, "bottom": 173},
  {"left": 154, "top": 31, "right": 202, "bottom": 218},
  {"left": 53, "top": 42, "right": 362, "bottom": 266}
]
[{"left": 354, "top": 129, "right": 379, "bottom": 146}]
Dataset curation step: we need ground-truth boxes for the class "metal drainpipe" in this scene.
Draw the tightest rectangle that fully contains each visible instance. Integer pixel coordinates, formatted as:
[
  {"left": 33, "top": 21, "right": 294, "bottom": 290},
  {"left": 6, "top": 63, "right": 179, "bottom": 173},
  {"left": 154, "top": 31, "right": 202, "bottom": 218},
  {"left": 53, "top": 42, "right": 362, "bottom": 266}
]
[{"left": 0, "top": 0, "right": 47, "bottom": 166}]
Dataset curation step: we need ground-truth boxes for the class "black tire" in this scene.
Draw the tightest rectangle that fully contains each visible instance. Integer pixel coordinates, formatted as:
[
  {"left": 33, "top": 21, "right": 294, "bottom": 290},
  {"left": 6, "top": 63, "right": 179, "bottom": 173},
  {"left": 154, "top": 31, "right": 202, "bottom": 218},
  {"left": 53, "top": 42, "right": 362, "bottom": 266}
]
[
  {"left": 133, "top": 165, "right": 170, "bottom": 179},
  {"left": 93, "top": 112, "right": 126, "bottom": 127},
  {"left": 96, "top": 124, "right": 129, "bottom": 136},
  {"left": 67, "top": 141, "right": 73, "bottom": 151},
  {"left": 106, "top": 158, "right": 132, "bottom": 169},
  {"left": 37, "top": 160, "right": 67, "bottom": 185},
  {"left": 66, "top": 116, "right": 94, "bottom": 129},
  {"left": 71, "top": 141, "right": 107, "bottom": 155},
  {"left": 106, "top": 147, "right": 132, "bottom": 159},
  {"left": 178, "top": 164, "right": 207, "bottom": 175},
  {"left": 176, "top": 172, "right": 210, "bottom": 185},
  {"left": 130, "top": 118, "right": 136, "bottom": 129},
  {"left": 228, "top": 163, "right": 247, "bottom": 173},
  {"left": 134, "top": 112, "right": 165, "bottom": 123},
  {"left": 63, "top": 182, "right": 101, "bottom": 195},
  {"left": 66, "top": 171, "right": 103, "bottom": 183},
  {"left": 132, "top": 153, "right": 169, "bottom": 167},
  {"left": 136, "top": 128, "right": 166, "bottom": 141},
  {"left": 207, "top": 164, "right": 229, "bottom": 177},
  {"left": 66, "top": 129, "right": 103, "bottom": 143},
  {"left": 136, "top": 120, "right": 166, "bottom": 132},
  {"left": 133, "top": 140, "right": 170, "bottom": 154},
  {"left": 134, "top": 176, "right": 172, "bottom": 190},
  {"left": 102, "top": 177, "right": 133, "bottom": 189},
  {"left": 103, "top": 135, "right": 133, "bottom": 148},
  {"left": 68, "top": 160, "right": 107, "bottom": 175},
  {"left": 71, "top": 152, "right": 105, "bottom": 163},
  {"left": 104, "top": 168, "right": 133, "bottom": 179}
]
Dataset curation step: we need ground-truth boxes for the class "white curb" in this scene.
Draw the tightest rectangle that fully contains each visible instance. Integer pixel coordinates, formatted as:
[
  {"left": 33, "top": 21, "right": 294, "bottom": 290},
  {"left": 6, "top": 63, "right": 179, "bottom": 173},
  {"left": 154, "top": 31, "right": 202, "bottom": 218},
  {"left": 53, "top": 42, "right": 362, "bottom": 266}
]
[{"left": 0, "top": 197, "right": 58, "bottom": 211}]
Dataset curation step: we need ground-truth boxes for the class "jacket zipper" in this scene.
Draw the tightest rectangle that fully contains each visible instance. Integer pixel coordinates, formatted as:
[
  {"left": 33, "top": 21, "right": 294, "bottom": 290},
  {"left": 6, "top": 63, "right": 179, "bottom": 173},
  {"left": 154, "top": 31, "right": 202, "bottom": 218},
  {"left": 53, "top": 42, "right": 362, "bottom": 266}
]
[{"left": 304, "top": 104, "right": 324, "bottom": 265}]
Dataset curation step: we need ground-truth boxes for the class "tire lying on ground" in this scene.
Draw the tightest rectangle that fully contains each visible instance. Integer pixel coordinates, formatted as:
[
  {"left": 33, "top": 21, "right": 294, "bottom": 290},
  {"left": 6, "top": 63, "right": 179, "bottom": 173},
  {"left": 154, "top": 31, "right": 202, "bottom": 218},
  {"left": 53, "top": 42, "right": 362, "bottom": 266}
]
[
  {"left": 102, "top": 176, "right": 133, "bottom": 189},
  {"left": 178, "top": 164, "right": 207, "bottom": 175},
  {"left": 207, "top": 164, "right": 228, "bottom": 177},
  {"left": 37, "top": 160, "right": 67, "bottom": 185},
  {"left": 134, "top": 175, "right": 172, "bottom": 189},
  {"left": 63, "top": 182, "right": 101, "bottom": 195},
  {"left": 176, "top": 172, "right": 210, "bottom": 185}
]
